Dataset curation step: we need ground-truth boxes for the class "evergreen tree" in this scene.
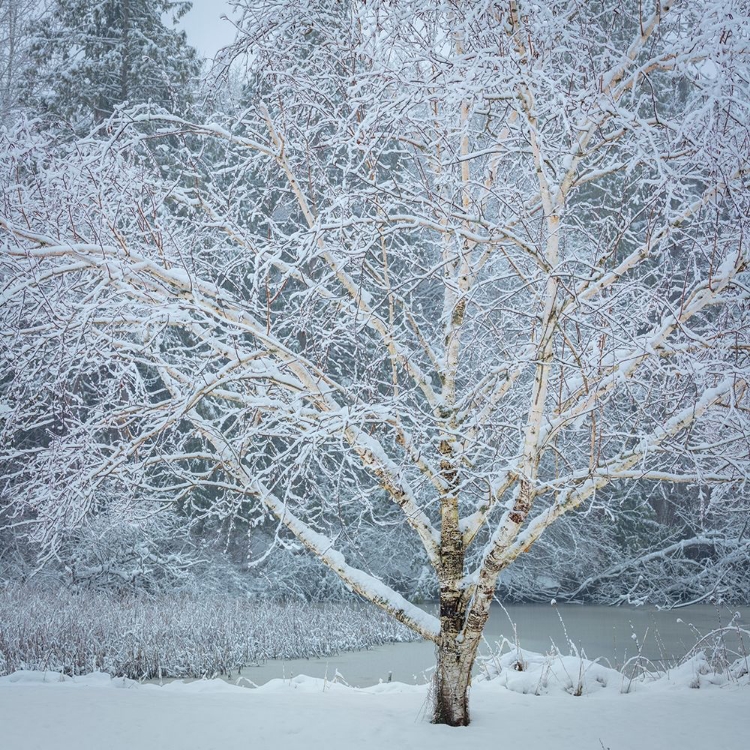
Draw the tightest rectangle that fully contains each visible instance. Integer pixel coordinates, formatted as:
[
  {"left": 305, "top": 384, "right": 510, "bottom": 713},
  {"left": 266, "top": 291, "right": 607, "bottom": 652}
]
[
  {"left": 0, "top": 0, "right": 38, "bottom": 118},
  {"left": 21, "top": 0, "right": 200, "bottom": 126}
]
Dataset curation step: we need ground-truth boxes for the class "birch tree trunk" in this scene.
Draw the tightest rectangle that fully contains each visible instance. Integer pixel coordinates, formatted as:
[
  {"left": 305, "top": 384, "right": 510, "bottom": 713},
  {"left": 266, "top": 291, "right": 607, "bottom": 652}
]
[
  {"left": 434, "top": 604, "right": 475, "bottom": 727},
  {"left": 434, "top": 581, "right": 495, "bottom": 726}
]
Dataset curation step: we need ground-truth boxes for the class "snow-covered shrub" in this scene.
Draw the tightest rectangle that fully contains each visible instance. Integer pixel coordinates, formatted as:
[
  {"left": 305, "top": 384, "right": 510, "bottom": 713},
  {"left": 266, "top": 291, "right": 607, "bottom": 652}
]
[
  {"left": 476, "top": 617, "right": 750, "bottom": 696},
  {"left": 0, "top": 585, "right": 418, "bottom": 679},
  {"left": 59, "top": 511, "right": 214, "bottom": 594}
]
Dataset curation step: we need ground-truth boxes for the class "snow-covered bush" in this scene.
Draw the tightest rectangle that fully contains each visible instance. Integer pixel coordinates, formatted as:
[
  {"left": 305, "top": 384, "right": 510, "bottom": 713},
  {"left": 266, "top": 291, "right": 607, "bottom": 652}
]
[
  {"left": 0, "top": 585, "right": 418, "bottom": 679},
  {"left": 476, "top": 626, "right": 750, "bottom": 696}
]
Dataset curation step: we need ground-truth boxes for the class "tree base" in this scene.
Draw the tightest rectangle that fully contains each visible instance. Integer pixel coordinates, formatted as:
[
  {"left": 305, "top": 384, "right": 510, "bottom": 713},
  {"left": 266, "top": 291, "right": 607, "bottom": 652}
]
[{"left": 432, "top": 660, "right": 472, "bottom": 726}]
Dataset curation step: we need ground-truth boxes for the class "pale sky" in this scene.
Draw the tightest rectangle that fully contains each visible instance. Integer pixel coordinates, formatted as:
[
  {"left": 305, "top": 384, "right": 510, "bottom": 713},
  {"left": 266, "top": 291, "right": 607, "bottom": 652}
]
[{"left": 177, "top": 0, "right": 239, "bottom": 59}]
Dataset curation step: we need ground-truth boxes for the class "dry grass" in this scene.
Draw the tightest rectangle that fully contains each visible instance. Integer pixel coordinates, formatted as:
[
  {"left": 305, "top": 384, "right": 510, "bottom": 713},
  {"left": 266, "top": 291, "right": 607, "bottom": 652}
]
[{"left": 0, "top": 585, "right": 418, "bottom": 679}]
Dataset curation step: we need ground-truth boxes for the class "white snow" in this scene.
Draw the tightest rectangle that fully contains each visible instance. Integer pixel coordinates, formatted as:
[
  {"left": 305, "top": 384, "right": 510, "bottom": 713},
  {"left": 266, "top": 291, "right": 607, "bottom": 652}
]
[{"left": 1, "top": 653, "right": 748, "bottom": 750}]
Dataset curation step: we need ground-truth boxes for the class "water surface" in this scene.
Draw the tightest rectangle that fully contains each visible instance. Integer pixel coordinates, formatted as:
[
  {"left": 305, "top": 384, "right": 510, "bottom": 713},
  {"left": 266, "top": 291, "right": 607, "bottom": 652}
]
[{"left": 234, "top": 603, "right": 750, "bottom": 687}]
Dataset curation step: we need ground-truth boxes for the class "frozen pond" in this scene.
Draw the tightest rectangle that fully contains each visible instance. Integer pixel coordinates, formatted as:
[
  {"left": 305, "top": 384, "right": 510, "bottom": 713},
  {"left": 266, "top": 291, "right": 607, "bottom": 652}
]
[{"left": 234, "top": 603, "right": 750, "bottom": 687}]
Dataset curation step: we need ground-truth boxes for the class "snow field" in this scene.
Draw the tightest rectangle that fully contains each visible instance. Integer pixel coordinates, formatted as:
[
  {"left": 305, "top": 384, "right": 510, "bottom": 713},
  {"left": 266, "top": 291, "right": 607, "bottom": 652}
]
[{"left": 1, "top": 651, "right": 748, "bottom": 750}]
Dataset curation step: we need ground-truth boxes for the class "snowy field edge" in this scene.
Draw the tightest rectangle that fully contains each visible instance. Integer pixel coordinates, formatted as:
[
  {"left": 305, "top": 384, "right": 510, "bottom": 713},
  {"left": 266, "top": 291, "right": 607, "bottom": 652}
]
[
  {"left": 1, "top": 650, "right": 748, "bottom": 750},
  {"left": 2, "top": 646, "right": 748, "bottom": 695}
]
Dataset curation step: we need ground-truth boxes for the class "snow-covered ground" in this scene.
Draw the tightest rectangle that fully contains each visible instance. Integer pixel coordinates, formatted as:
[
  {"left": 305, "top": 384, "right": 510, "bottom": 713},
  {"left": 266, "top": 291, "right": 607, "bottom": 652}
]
[{"left": 1, "top": 651, "right": 748, "bottom": 750}]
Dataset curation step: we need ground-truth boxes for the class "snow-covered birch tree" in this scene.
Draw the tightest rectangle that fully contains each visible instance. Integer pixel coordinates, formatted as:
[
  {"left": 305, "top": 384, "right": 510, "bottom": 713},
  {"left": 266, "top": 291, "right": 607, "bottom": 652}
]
[{"left": 1, "top": 0, "right": 749, "bottom": 726}]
